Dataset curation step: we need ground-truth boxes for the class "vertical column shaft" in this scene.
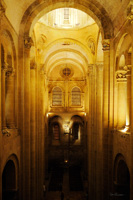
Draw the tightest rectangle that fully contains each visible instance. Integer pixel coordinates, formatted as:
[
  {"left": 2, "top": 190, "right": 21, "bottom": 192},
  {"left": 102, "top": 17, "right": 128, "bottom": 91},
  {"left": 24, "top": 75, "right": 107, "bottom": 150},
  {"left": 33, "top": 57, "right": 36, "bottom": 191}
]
[
  {"left": 6, "top": 69, "right": 15, "bottom": 128},
  {"left": 22, "top": 36, "right": 33, "bottom": 200},
  {"left": 126, "top": 70, "right": 131, "bottom": 128},
  {"left": 117, "top": 81, "right": 127, "bottom": 128},
  {"left": 102, "top": 39, "right": 110, "bottom": 200},
  {"left": 96, "top": 64, "right": 103, "bottom": 200},
  {"left": 1, "top": 66, "right": 7, "bottom": 128},
  {"left": 30, "top": 64, "right": 36, "bottom": 200}
]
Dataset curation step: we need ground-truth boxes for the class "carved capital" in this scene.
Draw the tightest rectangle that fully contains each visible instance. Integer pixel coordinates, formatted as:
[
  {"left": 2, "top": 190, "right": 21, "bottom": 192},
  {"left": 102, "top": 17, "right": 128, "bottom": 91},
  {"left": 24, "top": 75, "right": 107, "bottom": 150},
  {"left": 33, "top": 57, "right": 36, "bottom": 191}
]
[
  {"left": 95, "top": 63, "right": 103, "bottom": 71},
  {"left": 102, "top": 39, "right": 110, "bottom": 51},
  {"left": 1, "top": 62, "right": 8, "bottom": 71},
  {"left": 6, "top": 68, "right": 15, "bottom": 77},
  {"left": 116, "top": 70, "right": 127, "bottom": 82},
  {"left": 24, "top": 36, "right": 33, "bottom": 49},
  {"left": 88, "top": 64, "right": 94, "bottom": 72},
  {"left": 30, "top": 61, "right": 36, "bottom": 70},
  {"left": 127, "top": 0, "right": 133, "bottom": 24},
  {"left": 40, "top": 69, "right": 46, "bottom": 76},
  {"left": 2, "top": 129, "right": 11, "bottom": 137}
]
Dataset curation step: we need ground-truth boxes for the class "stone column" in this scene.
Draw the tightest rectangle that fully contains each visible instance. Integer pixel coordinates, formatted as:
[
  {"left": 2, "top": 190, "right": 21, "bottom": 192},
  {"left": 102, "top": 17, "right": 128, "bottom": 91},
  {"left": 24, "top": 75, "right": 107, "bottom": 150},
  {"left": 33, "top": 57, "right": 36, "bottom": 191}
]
[
  {"left": 116, "top": 70, "right": 127, "bottom": 129},
  {"left": 36, "top": 68, "right": 45, "bottom": 200},
  {"left": 126, "top": 67, "right": 131, "bottom": 129},
  {"left": 22, "top": 35, "right": 33, "bottom": 200},
  {"left": 102, "top": 39, "right": 110, "bottom": 200},
  {"left": 96, "top": 63, "right": 103, "bottom": 200},
  {"left": 1, "top": 63, "right": 8, "bottom": 128},
  {"left": 88, "top": 64, "right": 96, "bottom": 200},
  {"left": 30, "top": 62, "right": 37, "bottom": 200},
  {"left": 5, "top": 68, "right": 15, "bottom": 128}
]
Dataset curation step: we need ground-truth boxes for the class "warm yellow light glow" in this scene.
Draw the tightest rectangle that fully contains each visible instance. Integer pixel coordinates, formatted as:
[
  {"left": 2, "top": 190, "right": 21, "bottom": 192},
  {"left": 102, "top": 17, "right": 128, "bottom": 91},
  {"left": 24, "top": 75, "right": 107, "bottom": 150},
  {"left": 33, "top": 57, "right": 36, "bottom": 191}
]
[
  {"left": 126, "top": 118, "right": 129, "bottom": 126},
  {"left": 63, "top": 123, "right": 69, "bottom": 133},
  {"left": 120, "top": 126, "right": 129, "bottom": 133},
  {"left": 39, "top": 8, "right": 95, "bottom": 29}
]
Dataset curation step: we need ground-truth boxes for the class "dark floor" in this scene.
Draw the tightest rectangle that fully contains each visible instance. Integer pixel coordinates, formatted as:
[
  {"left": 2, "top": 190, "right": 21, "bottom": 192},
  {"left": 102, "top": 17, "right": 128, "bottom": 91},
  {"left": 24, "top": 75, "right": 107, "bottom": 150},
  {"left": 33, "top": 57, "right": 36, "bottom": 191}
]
[{"left": 45, "top": 166, "right": 88, "bottom": 200}]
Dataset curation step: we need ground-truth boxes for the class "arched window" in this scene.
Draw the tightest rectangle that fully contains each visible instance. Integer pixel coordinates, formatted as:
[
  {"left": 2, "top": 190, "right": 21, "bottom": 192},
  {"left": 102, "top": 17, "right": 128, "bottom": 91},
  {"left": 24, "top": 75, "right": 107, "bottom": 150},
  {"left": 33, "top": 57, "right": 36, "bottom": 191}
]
[
  {"left": 52, "top": 87, "right": 62, "bottom": 106},
  {"left": 53, "top": 123, "right": 60, "bottom": 140},
  {"left": 72, "top": 123, "right": 79, "bottom": 139},
  {"left": 71, "top": 87, "right": 81, "bottom": 106}
]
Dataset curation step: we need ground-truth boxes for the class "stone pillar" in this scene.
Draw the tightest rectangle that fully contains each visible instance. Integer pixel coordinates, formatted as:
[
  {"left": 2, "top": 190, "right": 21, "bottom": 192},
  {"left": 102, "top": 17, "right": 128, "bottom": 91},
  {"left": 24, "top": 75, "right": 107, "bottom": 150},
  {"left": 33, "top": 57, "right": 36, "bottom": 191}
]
[
  {"left": 1, "top": 63, "right": 7, "bottom": 128},
  {"left": 22, "top": 35, "right": 33, "bottom": 200},
  {"left": 5, "top": 68, "right": 15, "bottom": 128},
  {"left": 96, "top": 63, "right": 103, "bottom": 200},
  {"left": 88, "top": 64, "right": 96, "bottom": 200},
  {"left": 102, "top": 39, "right": 110, "bottom": 200},
  {"left": 36, "top": 68, "right": 45, "bottom": 200},
  {"left": 116, "top": 70, "right": 127, "bottom": 129},
  {"left": 126, "top": 67, "right": 131, "bottom": 129},
  {"left": 30, "top": 62, "right": 37, "bottom": 200}
]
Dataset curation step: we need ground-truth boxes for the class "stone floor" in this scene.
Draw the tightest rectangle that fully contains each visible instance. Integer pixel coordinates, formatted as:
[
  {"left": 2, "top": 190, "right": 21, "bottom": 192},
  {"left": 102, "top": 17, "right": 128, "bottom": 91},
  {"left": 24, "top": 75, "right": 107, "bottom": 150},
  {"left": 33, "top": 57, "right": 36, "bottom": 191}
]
[
  {"left": 44, "top": 168, "right": 88, "bottom": 200},
  {"left": 45, "top": 191, "right": 86, "bottom": 200}
]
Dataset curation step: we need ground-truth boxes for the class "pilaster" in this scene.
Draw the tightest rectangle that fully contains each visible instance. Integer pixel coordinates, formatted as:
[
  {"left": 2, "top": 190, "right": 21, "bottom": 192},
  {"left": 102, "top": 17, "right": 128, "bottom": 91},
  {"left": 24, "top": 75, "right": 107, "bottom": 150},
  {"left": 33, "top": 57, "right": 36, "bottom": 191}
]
[
  {"left": 30, "top": 62, "right": 37, "bottom": 200},
  {"left": 36, "top": 67, "right": 45, "bottom": 200},
  {"left": 22, "top": 35, "right": 33, "bottom": 200},
  {"left": 102, "top": 39, "right": 110, "bottom": 200},
  {"left": 5, "top": 68, "right": 16, "bottom": 128},
  {"left": 1, "top": 62, "right": 8, "bottom": 129},
  {"left": 95, "top": 63, "right": 103, "bottom": 200},
  {"left": 87, "top": 64, "right": 97, "bottom": 200},
  {"left": 116, "top": 70, "right": 127, "bottom": 129}
]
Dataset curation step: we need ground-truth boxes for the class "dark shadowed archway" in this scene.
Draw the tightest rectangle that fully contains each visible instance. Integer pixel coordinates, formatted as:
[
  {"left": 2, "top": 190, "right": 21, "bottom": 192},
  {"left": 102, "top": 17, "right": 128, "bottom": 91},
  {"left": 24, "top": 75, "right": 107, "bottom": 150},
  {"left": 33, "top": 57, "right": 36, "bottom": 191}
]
[
  {"left": 2, "top": 156, "right": 19, "bottom": 200},
  {"left": 113, "top": 154, "right": 130, "bottom": 200}
]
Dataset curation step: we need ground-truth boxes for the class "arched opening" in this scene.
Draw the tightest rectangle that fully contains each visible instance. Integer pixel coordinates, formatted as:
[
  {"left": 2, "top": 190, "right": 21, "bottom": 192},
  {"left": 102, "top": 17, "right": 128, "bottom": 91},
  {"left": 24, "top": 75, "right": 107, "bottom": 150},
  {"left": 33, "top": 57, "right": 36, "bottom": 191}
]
[
  {"left": 18, "top": 0, "right": 114, "bottom": 199},
  {"left": 113, "top": 155, "right": 130, "bottom": 200},
  {"left": 2, "top": 160, "right": 18, "bottom": 200}
]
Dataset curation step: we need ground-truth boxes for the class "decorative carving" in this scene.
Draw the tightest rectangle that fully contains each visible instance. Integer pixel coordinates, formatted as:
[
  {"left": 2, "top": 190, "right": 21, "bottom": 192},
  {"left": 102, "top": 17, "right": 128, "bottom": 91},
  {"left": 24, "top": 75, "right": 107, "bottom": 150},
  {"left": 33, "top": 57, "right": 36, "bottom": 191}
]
[
  {"left": 116, "top": 70, "right": 127, "bottom": 82},
  {"left": 30, "top": 60, "right": 36, "bottom": 70},
  {"left": 40, "top": 68, "right": 46, "bottom": 75},
  {"left": 24, "top": 36, "right": 34, "bottom": 49},
  {"left": 60, "top": 65, "right": 74, "bottom": 79},
  {"left": 6, "top": 67, "right": 15, "bottom": 77},
  {"left": 95, "top": 63, "right": 103, "bottom": 71},
  {"left": 102, "top": 39, "right": 110, "bottom": 51},
  {"left": 2, "top": 129, "right": 11, "bottom": 137},
  {"left": 30, "top": 63, "right": 36, "bottom": 70},
  {"left": 87, "top": 39, "right": 95, "bottom": 55},
  {"left": 88, "top": 64, "right": 94, "bottom": 72},
  {"left": 127, "top": 0, "right": 133, "bottom": 24},
  {"left": 1, "top": 62, "right": 8, "bottom": 71}
]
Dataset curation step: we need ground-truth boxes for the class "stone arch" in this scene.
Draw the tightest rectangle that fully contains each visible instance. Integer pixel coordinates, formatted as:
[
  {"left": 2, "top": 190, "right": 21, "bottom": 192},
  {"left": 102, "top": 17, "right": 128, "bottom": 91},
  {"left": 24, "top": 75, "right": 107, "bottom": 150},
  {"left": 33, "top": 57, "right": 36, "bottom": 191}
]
[
  {"left": 1, "top": 30, "right": 17, "bottom": 129},
  {"left": 48, "top": 115, "right": 63, "bottom": 137},
  {"left": 115, "top": 33, "right": 132, "bottom": 71},
  {"left": 2, "top": 154, "right": 19, "bottom": 200},
  {"left": 1, "top": 29, "right": 16, "bottom": 68},
  {"left": 70, "top": 115, "right": 84, "bottom": 128},
  {"left": 19, "top": 0, "right": 113, "bottom": 40},
  {"left": 113, "top": 154, "right": 130, "bottom": 199}
]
